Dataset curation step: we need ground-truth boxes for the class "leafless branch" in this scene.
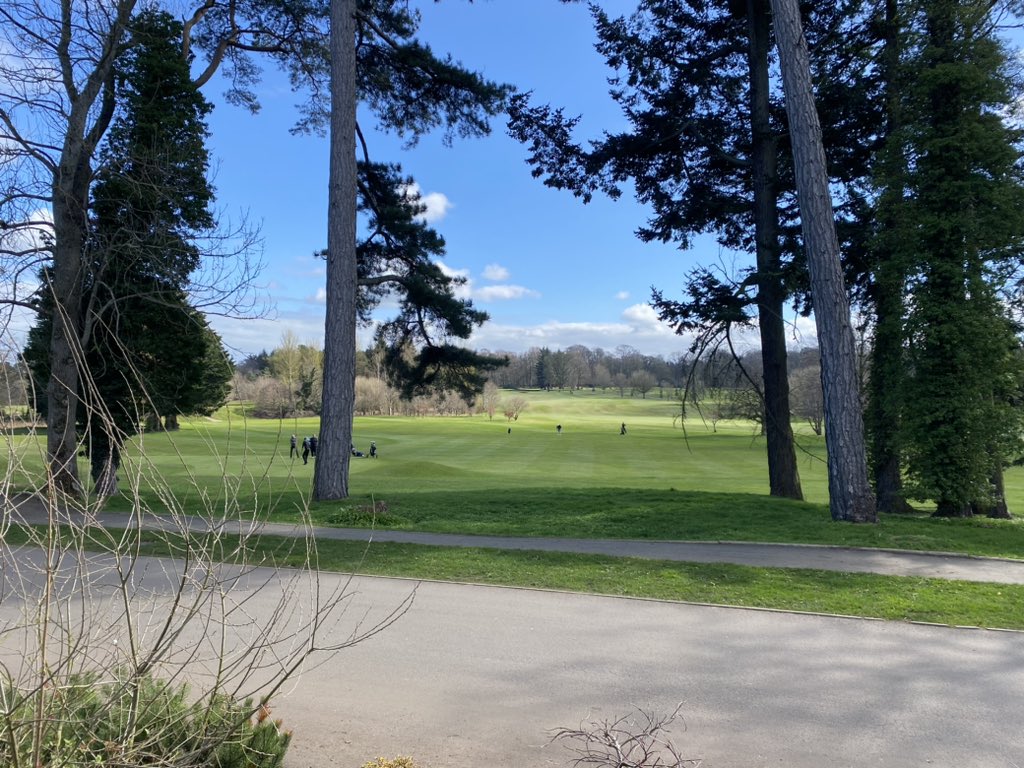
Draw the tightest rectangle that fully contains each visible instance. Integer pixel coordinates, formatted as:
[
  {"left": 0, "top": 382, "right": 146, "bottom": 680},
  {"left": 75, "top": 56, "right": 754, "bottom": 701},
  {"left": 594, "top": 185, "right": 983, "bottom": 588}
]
[{"left": 549, "top": 705, "right": 702, "bottom": 768}]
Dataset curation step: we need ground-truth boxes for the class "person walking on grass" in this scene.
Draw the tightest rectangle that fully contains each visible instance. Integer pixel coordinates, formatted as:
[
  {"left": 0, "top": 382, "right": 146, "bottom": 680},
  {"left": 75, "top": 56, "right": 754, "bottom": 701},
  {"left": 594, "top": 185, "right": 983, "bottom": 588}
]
[
  {"left": 301, "top": 437, "right": 310, "bottom": 465},
  {"left": 310, "top": 435, "right": 318, "bottom": 458},
  {"left": 290, "top": 434, "right": 298, "bottom": 458},
  {"left": 369, "top": 441, "right": 377, "bottom": 458},
  {"left": 620, "top": 422, "right": 627, "bottom": 435}
]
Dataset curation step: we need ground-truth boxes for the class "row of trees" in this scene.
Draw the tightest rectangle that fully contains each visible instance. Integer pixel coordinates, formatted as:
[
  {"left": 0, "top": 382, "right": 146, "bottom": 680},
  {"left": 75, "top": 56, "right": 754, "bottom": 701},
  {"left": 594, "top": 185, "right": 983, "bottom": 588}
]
[{"left": 509, "top": 0, "right": 1024, "bottom": 519}]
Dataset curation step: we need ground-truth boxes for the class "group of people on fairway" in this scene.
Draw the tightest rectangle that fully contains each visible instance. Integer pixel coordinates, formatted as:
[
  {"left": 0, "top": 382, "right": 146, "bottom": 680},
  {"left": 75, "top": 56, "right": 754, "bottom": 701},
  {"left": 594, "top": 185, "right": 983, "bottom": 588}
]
[
  {"left": 289, "top": 434, "right": 319, "bottom": 464},
  {"left": 350, "top": 441, "right": 377, "bottom": 458},
  {"left": 289, "top": 434, "right": 377, "bottom": 463}
]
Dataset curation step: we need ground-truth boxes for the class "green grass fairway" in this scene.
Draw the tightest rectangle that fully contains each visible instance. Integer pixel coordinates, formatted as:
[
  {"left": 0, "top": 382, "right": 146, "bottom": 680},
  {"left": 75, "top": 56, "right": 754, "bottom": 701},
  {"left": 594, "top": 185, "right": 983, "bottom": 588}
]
[{"left": 4, "top": 389, "right": 1022, "bottom": 558}]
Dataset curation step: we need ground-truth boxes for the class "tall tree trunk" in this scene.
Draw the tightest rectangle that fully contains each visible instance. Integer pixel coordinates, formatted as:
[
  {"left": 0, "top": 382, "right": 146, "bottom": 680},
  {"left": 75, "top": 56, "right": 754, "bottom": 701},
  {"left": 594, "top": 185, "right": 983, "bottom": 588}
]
[
  {"left": 314, "top": 0, "right": 358, "bottom": 501},
  {"left": 982, "top": 460, "right": 1010, "bottom": 519},
  {"left": 46, "top": 186, "right": 87, "bottom": 495},
  {"left": 769, "top": 0, "right": 877, "bottom": 522},
  {"left": 748, "top": 0, "right": 803, "bottom": 501},
  {"left": 867, "top": 0, "right": 914, "bottom": 514}
]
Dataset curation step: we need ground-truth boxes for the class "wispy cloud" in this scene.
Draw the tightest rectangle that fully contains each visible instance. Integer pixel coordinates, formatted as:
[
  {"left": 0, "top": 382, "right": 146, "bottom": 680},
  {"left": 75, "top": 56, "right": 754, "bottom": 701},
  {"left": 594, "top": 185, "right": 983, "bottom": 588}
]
[
  {"left": 437, "top": 261, "right": 539, "bottom": 303},
  {"left": 474, "top": 284, "right": 541, "bottom": 301},
  {"left": 482, "top": 263, "right": 510, "bottom": 281},
  {"left": 615, "top": 290, "right": 630, "bottom": 301}
]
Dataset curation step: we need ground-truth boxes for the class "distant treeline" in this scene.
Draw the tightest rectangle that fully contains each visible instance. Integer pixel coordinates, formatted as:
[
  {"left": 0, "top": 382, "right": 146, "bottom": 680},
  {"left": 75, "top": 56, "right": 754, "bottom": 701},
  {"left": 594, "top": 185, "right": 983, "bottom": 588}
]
[{"left": 231, "top": 339, "right": 826, "bottom": 426}]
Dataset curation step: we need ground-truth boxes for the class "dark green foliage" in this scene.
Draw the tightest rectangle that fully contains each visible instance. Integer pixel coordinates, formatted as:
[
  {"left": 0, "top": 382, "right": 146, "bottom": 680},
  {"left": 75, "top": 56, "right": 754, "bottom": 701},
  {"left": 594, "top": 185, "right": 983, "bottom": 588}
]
[
  {"left": 354, "top": 1, "right": 512, "bottom": 145},
  {"left": 267, "top": 0, "right": 512, "bottom": 141},
  {"left": 328, "top": 161, "right": 505, "bottom": 401},
  {"left": 891, "top": 0, "right": 1024, "bottom": 515},
  {"left": 508, "top": 0, "right": 888, "bottom": 501},
  {"left": 0, "top": 673, "right": 290, "bottom": 768}
]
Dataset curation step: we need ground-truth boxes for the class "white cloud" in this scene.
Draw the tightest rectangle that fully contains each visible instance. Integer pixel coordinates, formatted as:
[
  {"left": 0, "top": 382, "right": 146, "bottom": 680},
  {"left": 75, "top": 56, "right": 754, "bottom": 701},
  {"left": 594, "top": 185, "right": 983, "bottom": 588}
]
[
  {"left": 436, "top": 260, "right": 473, "bottom": 299},
  {"left": 436, "top": 261, "right": 470, "bottom": 280},
  {"left": 209, "top": 297, "right": 823, "bottom": 361},
  {"left": 310, "top": 287, "right": 327, "bottom": 304},
  {"left": 482, "top": 263, "right": 510, "bottom": 281},
  {"left": 211, "top": 314, "right": 326, "bottom": 358},
  {"left": 465, "top": 317, "right": 690, "bottom": 357},
  {"left": 436, "top": 261, "right": 540, "bottom": 303},
  {"left": 474, "top": 284, "right": 541, "bottom": 301},
  {"left": 419, "top": 191, "right": 453, "bottom": 222},
  {"left": 615, "top": 290, "right": 630, "bottom": 301},
  {"left": 402, "top": 182, "right": 453, "bottom": 223},
  {"left": 621, "top": 303, "right": 666, "bottom": 329}
]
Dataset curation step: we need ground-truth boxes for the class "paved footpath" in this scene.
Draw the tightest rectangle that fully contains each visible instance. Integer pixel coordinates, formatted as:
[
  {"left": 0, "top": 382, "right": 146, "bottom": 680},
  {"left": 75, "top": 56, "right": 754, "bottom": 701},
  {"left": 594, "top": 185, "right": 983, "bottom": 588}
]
[{"left": 9, "top": 496, "right": 1024, "bottom": 584}]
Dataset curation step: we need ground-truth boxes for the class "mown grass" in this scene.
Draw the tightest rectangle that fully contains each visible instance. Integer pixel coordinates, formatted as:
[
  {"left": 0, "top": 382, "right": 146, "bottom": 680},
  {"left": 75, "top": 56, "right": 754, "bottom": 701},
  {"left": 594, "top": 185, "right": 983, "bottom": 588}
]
[{"left": 4, "top": 389, "right": 1023, "bottom": 560}]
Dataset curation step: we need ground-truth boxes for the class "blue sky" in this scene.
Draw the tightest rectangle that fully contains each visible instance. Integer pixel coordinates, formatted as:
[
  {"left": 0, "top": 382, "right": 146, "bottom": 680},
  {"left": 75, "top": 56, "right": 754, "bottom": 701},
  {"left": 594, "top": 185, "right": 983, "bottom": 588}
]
[{"left": 202, "top": 0, "right": 816, "bottom": 360}]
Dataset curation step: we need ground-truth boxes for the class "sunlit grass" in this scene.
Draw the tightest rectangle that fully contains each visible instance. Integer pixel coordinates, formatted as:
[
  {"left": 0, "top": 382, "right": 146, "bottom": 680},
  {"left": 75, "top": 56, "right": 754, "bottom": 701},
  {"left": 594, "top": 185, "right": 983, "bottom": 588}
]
[{"left": 4, "top": 389, "right": 1023, "bottom": 560}]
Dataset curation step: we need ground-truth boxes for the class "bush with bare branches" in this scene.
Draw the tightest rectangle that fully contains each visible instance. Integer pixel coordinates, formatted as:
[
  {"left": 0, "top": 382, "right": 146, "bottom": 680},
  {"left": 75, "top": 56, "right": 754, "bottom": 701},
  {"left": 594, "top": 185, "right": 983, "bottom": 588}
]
[
  {"left": 550, "top": 706, "right": 701, "bottom": 768},
  {"left": 0, "top": 337, "right": 413, "bottom": 765}
]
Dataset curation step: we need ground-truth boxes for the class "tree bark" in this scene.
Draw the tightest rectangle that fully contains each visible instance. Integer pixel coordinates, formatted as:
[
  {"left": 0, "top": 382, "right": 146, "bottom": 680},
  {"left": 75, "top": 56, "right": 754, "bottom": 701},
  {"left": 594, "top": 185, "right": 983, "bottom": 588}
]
[
  {"left": 747, "top": 0, "right": 803, "bottom": 501},
  {"left": 47, "top": 183, "right": 87, "bottom": 495},
  {"left": 769, "top": 0, "right": 877, "bottom": 522},
  {"left": 42, "top": 1, "right": 134, "bottom": 496},
  {"left": 90, "top": 433, "right": 121, "bottom": 497},
  {"left": 314, "top": 0, "right": 358, "bottom": 501}
]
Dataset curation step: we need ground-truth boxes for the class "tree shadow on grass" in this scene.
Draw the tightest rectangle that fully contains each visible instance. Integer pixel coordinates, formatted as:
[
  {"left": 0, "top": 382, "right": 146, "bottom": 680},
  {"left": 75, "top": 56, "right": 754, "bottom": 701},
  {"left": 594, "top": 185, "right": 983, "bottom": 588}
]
[{"left": 302, "top": 486, "right": 1024, "bottom": 557}]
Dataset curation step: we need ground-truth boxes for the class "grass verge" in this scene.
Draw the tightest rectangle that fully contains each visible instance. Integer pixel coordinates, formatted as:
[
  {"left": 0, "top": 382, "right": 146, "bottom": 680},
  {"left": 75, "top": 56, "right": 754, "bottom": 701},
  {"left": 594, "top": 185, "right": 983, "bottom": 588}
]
[{"left": 115, "top": 529, "right": 1024, "bottom": 631}]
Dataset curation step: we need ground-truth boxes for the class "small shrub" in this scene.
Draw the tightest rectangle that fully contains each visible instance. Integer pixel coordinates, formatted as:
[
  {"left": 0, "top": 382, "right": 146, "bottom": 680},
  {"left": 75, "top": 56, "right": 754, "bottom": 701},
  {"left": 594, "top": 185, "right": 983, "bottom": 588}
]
[
  {"left": 0, "top": 672, "right": 291, "bottom": 768},
  {"left": 361, "top": 757, "right": 419, "bottom": 768},
  {"left": 323, "top": 501, "right": 395, "bottom": 527},
  {"left": 551, "top": 705, "right": 701, "bottom": 767}
]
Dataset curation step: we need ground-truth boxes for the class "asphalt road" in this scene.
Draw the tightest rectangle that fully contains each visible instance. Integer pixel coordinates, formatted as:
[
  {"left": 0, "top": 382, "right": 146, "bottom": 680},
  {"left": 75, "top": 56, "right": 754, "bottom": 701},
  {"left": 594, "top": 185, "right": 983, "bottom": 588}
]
[
  {"left": 4, "top": 500, "right": 1023, "bottom": 768},
  {"left": 274, "top": 575, "right": 1023, "bottom": 768},
  {"left": 3, "top": 550, "right": 1021, "bottom": 767}
]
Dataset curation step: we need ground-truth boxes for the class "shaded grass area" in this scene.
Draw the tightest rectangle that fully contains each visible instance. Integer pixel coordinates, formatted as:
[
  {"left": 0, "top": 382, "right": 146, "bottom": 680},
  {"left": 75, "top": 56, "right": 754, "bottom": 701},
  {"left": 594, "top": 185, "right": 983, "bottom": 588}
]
[
  {"left": 6, "top": 518, "right": 1020, "bottom": 629},
  {"left": 140, "top": 531, "right": 1024, "bottom": 630},
  {"left": 295, "top": 488, "right": 1024, "bottom": 560}
]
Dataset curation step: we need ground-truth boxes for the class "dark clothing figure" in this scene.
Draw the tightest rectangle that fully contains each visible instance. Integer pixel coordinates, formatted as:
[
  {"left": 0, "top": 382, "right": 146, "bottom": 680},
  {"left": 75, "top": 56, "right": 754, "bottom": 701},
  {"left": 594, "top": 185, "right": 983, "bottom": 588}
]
[
  {"left": 301, "top": 437, "right": 310, "bottom": 464},
  {"left": 556, "top": 424, "right": 562, "bottom": 434},
  {"left": 620, "top": 422, "right": 627, "bottom": 435},
  {"left": 289, "top": 435, "right": 298, "bottom": 458},
  {"left": 507, "top": 428, "right": 512, "bottom": 435},
  {"left": 309, "top": 436, "right": 318, "bottom": 457},
  {"left": 369, "top": 441, "right": 377, "bottom": 458}
]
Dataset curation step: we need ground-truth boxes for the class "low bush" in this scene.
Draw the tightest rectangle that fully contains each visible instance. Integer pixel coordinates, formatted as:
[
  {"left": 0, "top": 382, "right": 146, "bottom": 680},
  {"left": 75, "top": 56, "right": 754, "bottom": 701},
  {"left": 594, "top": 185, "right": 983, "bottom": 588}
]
[
  {"left": 361, "top": 758, "right": 419, "bottom": 768},
  {"left": 0, "top": 672, "right": 291, "bottom": 768},
  {"left": 323, "top": 500, "right": 396, "bottom": 527}
]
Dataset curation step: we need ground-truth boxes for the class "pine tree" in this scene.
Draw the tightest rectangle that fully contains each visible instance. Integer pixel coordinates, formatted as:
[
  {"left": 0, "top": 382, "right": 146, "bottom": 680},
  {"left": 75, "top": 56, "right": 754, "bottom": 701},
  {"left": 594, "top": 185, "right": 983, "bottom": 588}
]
[
  {"left": 317, "top": 0, "right": 511, "bottom": 500},
  {"left": 509, "top": 0, "right": 880, "bottom": 502}
]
